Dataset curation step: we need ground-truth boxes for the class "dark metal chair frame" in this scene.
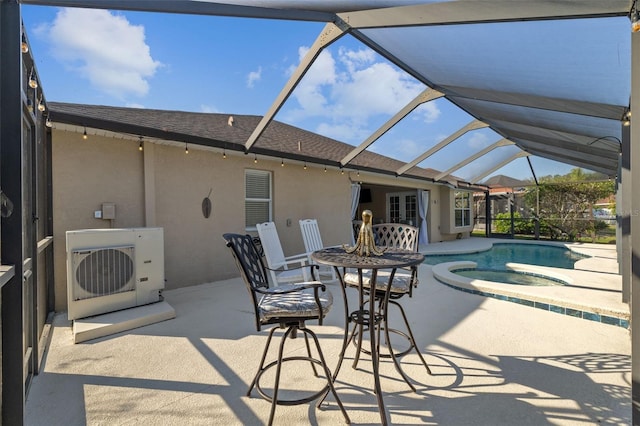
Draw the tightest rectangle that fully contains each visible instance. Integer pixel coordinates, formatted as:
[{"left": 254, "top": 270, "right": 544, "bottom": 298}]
[
  {"left": 347, "top": 223, "right": 432, "bottom": 392},
  {"left": 223, "top": 233, "right": 350, "bottom": 425}
]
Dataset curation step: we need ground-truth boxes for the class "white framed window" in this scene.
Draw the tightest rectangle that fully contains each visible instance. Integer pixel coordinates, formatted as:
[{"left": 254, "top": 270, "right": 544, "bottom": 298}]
[
  {"left": 454, "top": 191, "right": 471, "bottom": 227},
  {"left": 245, "top": 169, "right": 272, "bottom": 230}
]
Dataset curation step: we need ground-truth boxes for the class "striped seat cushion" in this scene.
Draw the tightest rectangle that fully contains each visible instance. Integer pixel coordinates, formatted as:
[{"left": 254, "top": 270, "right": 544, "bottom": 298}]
[
  {"left": 258, "top": 283, "right": 333, "bottom": 321},
  {"left": 343, "top": 270, "right": 414, "bottom": 294}
]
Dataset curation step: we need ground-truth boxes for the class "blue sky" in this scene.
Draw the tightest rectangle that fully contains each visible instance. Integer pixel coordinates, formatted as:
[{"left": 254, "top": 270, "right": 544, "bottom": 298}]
[{"left": 21, "top": 5, "right": 581, "bottom": 181}]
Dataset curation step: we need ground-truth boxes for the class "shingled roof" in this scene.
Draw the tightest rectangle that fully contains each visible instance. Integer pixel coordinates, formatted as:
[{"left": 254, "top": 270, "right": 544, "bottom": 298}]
[
  {"left": 481, "top": 174, "right": 531, "bottom": 189},
  {"left": 48, "top": 102, "right": 475, "bottom": 187}
]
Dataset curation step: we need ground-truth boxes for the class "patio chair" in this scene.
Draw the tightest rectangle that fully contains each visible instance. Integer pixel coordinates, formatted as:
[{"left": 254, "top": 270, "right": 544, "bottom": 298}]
[
  {"left": 299, "top": 219, "right": 338, "bottom": 281},
  {"left": 343, "top": 223, "right": 432, "bottom": 388},
  {"left": 256, "top": 221, "right": 310, "bottom": 286},
  {"left": 223, "top": 233, "right": 350, "bottom": 425},
  {"left": 351, "top": 220, "right": 362, "bottom": 245}
]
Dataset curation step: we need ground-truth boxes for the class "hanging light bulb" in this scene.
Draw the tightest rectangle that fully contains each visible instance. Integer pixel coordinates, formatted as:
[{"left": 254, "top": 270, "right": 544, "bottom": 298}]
[
  {"left": 341, "top": 168, "right": 344, "bottom": 175},
  {"left": 28, "top": 69, "right": 38, "bottom": 89},
  {"left": 185, "top": 143, "right": 189, "bottom": 154},
  {"left": 37, "top": 95, "right": 45, "bottom": 112},
  {"left": 21, "top": 33, "right": 29, "bottom": 53},
  {"left": 303, "top": 161, "right": 307, "bottom": 170},
  {"left": 281, "top": 158, "right": 285, "bottom": 167},
  {"left": 26, "top": 98, "right": 34, "bottom": 113},
  {"left": 254, "top": 154, "right": 258, "bottom": 163},
  {"left": 83, "top": 127, "right": 88, "bottom": 140},
  {"left": 45, "top": 117, "right": 52, "bottom": 128},
  {"left": 223, "top": 148, "right": 227, "bottom": 159},
  {"left": 632, "top": 4, "right": 640, "bottom": 32},
  {"left": 138, "top": 137, "right": 144, "bottom": 152},
  {"left": 324, "top": 165, "right": 327, "bottom": 173}
]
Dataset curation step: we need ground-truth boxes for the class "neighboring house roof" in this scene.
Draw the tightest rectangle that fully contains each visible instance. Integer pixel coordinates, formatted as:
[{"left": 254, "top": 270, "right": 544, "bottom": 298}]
[
  {"left": 481, "top": 175, "right": 530, "bottom": 189},
  {"left": 48, "top": 102, "right": 482, "bottom": 189}
]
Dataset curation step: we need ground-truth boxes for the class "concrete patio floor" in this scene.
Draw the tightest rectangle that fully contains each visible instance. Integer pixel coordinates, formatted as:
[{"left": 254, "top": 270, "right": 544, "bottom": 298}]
[{"left": 26, "top": 239, "right": 631, "bottom": 425}]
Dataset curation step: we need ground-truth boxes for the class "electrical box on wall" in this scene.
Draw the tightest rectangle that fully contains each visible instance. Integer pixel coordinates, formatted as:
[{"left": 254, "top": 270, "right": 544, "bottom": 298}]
[{"left": 102, "top": 202, "right": 116, "bottom": 220}]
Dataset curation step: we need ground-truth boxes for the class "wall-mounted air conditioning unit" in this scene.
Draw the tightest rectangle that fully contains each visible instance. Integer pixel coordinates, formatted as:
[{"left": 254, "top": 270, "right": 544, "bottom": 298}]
[{"left": 66, "top": 227, "right": 165, "bottom": 320}]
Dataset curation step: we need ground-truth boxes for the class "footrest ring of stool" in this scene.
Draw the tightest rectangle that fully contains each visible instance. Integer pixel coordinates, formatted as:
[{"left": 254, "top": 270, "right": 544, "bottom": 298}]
[
  {"left": 254, "top": 356, "right": 331, "bottom": 406},
  {"left": 352, "top": 326, "right": 414, "bottom": 358}
]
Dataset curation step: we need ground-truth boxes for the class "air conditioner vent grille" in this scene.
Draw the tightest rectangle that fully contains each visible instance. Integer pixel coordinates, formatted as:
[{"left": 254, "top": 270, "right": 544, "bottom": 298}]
[{"left": 73, "top": 247, "right": 134, "bottom": 300}]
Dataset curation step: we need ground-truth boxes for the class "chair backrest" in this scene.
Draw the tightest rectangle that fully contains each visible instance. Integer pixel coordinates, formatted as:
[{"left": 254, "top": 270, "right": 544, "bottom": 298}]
[
  {"left": 352, "top": 220, "right": 362, "bottom": 244},
  {"left": 299, "top": 219, "right": 324, "bottom": 254},
  {"left": 372, "top": 223, "right": 419, "bottom": 251},
  {"left": 256, "top": 222, "right": 287, "bottom": 269},
  {"left": 223, "top": 233, "right": 269, "bottom": 330}
]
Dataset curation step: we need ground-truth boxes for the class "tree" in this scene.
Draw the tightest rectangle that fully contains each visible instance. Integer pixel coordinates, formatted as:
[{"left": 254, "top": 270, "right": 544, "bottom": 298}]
[{"left": 523, "top": 168, "right": 615, "bottom": 241}]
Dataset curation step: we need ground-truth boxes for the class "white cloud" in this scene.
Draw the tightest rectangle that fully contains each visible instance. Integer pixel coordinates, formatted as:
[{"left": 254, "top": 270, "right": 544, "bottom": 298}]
[
  {"left": 284, "top": 47, "right": 336, "bottom": 120},
  {"left": 467, "top": 131, "right": 490, "bottom": 149},
  {"left": 200, "top": 104, "right": 221, "bottom": 113},
  {"left": 247, "top": 66, "right": 262, "bottom": 88},
  {"left": 366, "top": 138, "right": 428, "bottom": 163},
  {"left": 283, "top": 45, "right": 439, "bottom": 145},
  {"left": 338, "top": 46, "right": 376, "bottom": 74},
  {"left": 415, "top": 102, "right": 441, "bottom": 123},
  {"left": 391, "top": 139, "right": 425, "bottom": 161},
  {"left": 316, "top": 122, "right": 369, "bottom": 143},
  {"left": 42, "top": 8, "right": 161, "bottom": 99}
]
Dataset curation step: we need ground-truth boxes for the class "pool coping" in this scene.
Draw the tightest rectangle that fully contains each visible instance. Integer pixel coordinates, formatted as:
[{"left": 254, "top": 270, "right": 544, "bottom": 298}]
[{"left": 425, "top": 239, "right": 629, "bottom": 329}]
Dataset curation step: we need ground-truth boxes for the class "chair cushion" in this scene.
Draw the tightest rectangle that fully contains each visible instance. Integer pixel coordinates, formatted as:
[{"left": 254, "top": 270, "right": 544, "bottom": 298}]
[
  {"left": 343, "top": 270, "right": 413, "bottom": 294},
  {"left": 258, "top": 282, "right": 333, "bottom": 321}
]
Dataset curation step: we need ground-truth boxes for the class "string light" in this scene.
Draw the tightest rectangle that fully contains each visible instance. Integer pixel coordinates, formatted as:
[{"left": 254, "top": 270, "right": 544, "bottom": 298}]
[
  {"left": 341, "top": 168, "right": 344, "bottom": 175},
  {"left": 281, "top": 158, "right": 284, "bottom": 167},
  {"left": 632, "top": 1, "right": 640, "bottom": 32},
  {"left": 303, "top": 161, "right": 307, "bottom": 170},
  {"left": 37, "top": 94, "right": 45, "bottom": 112},
  {"left": 222, "top": 147, "right": 227, "bottom": 159},
  {"left": 254, "top": 154, "right": 258, "bottom": 163},
  {"left": 82, "top": 127, "right": 88, "bottom": 140},
  {"left": 324, "top": 165, "right": 327, "bottom": 173},
  {"left": 45, "top": 117, "right": 52, "bottom": 128},
  {"left": 185, "top": 143, "right": 189, "bottom": 154},
  {"left": 138, "top": 136, "right": 143, "bottom": 152},
  {"left": 28, "top": 68, "right": 38, "bottom": 89},
  {"left": 21, "top": 33, "right": 29, "bottom": 53}
]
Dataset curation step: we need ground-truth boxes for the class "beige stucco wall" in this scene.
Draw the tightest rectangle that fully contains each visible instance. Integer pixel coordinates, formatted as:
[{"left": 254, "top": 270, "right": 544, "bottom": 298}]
[
  {"left": 52, "top": 130, "right": 145, "bottom": 312},
  {"left": 52, "top": 129, "right": 354, "bottom": 312}
]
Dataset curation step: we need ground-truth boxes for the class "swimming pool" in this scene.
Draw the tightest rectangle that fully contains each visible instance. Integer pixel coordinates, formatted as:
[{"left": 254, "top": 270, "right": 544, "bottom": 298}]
[
  {"left": 428, "top": 243, "right": 628, "bottom": 328},
  {"left": 423, "top": 243, "right": 588, "bottom": 270},
  {"left": 453, "top": 267, "right": 565, "bottom": 286}
]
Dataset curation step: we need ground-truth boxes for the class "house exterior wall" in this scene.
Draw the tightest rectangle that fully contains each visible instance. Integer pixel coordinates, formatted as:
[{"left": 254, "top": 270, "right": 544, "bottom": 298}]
[
  {"left": 52, "top": 129, "right": 354, "bottom": 312},
  {"left": 52, "top": 128, "right": 458, "bottom": 313},
  {"left": 52, "top": 130, "right": 145, "bottom": 312}
]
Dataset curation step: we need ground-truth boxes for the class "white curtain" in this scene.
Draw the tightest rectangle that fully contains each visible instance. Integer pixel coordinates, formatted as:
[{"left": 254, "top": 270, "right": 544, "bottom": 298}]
[
  {"left": 350, "top": 183, "right": 361, "bottom": 245},
  {"left": 418, "top": 190, "right": 429, "bottom": 249},
  {"left": 350, "top": 183, "right": 361, "bottom": 219}
]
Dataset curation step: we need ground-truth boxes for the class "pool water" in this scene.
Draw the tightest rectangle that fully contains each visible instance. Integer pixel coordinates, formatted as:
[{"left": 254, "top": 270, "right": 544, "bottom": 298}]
[
  {"left": 423, "top": 243, "right": 588, "bottom": 270},
  {"left": 454, "top": 268, "right": 565, "bottom": 286}
]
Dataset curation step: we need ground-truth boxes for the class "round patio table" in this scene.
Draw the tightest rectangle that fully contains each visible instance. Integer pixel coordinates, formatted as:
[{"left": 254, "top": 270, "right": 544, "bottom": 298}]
[{"left": 311, "top": 246, "right": 424, "bottom": 426}]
